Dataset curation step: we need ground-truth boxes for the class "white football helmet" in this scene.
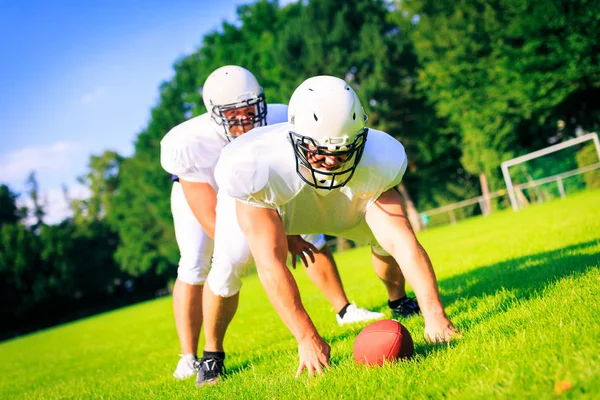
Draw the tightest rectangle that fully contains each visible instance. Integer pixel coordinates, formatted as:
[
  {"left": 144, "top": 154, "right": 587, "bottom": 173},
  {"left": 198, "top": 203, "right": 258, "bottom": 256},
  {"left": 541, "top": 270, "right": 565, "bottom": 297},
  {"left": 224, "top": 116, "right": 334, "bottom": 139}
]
[
  {"left": 288, "top": 75, "right": 368, "bottom": 189},
  {"left": 202, "top": 65, "right": 267, "bottom": 141}
]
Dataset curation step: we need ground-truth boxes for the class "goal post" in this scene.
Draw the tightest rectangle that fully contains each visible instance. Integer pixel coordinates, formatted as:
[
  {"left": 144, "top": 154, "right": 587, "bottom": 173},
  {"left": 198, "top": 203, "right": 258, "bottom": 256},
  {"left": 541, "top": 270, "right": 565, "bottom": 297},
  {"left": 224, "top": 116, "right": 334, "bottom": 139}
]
[{"left": 501, "top": 132, "right": 600, "bottom": 211}]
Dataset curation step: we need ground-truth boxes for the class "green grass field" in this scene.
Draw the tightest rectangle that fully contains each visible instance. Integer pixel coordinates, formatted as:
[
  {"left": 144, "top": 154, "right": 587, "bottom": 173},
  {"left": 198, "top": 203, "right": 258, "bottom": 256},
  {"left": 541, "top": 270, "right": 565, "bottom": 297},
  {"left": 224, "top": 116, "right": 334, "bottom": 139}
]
[{"left": 1, "top": 191, "right": 599, "bottom": 399}]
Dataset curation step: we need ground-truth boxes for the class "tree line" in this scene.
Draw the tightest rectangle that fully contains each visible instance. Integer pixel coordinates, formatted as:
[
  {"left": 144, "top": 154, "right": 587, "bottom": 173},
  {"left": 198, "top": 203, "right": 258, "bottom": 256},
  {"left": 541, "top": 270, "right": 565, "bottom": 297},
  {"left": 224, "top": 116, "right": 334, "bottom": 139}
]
[{"left": 2, "top": 0, "right": 598, "bottom": 339}]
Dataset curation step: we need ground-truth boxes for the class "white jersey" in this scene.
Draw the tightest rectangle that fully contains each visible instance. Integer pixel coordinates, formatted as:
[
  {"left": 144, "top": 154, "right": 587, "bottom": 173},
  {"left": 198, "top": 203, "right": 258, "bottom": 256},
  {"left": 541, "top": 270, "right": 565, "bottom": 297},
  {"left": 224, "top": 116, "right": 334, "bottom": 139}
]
[
  {"left": 215, "top": 123, "right": 408, "bottom": 244},
  {"left": 160, "top": 104, "right": 289, "bottom": 189}
]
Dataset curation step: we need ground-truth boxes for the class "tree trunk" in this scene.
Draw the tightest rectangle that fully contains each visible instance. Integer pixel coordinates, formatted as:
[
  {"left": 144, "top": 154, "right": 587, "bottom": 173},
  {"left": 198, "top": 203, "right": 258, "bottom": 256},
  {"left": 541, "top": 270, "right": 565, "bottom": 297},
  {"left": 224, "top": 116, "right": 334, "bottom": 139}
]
[
  {"left": 396, "top": 183, "right": 421, "bottom": 232},
  {"left": 479, "top": 172, "right": 491, "bottom": 216}
]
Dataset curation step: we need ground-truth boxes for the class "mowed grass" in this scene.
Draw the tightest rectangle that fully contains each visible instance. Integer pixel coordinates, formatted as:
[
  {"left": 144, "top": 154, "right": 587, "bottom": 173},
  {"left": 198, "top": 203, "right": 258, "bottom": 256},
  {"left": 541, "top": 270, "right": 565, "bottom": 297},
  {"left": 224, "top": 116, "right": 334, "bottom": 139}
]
[{"left": 1, "top": 191, "right": 599, "bottom": 400}]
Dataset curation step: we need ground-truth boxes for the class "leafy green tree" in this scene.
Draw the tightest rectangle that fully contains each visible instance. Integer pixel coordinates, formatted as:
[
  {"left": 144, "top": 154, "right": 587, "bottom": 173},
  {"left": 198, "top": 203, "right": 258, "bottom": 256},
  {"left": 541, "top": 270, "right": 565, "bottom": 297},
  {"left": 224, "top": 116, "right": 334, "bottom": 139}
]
[
  {"left": 73, "top": 150, "right": 123, "bottom": 222},
  {"left": 400, "top": 0, "right": 600, "bottom": 208},
  {"left": 38, "top": 220, "right": 121, "bottom": 299},
  {"left": 576, "top": 143, "right": 600, "bottom": 190},
  {"left": 0, "top": 218, "right": 43, "bottom": 320},
  {"left": 366, "top": 6, "right": 476, "bottom": 210},
  {"left": 26, "top": 172, "right": 45, "bottom": 231},
  {"left": 67, "top": 150, "right": 125, "bottom": 294},
  {"left": 501, "top": 0, "right": 600, "bottom": 144},
  {"left": 0, "top": 185, "right": 26, "bottom": 225}
]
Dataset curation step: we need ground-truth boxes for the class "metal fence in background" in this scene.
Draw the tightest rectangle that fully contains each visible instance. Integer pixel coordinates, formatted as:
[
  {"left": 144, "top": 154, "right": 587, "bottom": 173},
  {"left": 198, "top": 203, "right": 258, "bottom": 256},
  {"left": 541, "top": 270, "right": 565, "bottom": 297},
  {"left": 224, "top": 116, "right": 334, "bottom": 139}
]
[{"left": 419, "top": 189, "right": 508, "bottom": 228}]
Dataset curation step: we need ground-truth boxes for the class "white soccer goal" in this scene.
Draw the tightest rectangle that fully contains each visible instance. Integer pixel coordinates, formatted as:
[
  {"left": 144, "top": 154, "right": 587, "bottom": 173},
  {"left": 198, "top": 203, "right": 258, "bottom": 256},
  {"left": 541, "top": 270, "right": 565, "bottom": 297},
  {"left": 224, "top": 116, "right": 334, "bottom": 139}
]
[{"left": 501, "top": 132, "right": 600, "bottom": 211}]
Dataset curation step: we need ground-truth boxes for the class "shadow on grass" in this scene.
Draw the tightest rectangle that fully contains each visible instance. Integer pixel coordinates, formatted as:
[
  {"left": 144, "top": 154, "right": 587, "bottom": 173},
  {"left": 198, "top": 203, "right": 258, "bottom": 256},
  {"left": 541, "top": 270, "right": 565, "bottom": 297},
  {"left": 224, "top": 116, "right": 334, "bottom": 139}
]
[
  {"left": 410, "top": 238, "right": 600, "bottom": 346},
  {"left": 411, "top": 340, "right": 462, "bottom": 361},
  {"left": 366, "top": 239, "right": 599, "bottom": 357},
  {"left": 438, "top": 239, "right": 599, "bottom": 313},
  {"left": 227, "top": 359, "right": 253, "bottom": 376}
]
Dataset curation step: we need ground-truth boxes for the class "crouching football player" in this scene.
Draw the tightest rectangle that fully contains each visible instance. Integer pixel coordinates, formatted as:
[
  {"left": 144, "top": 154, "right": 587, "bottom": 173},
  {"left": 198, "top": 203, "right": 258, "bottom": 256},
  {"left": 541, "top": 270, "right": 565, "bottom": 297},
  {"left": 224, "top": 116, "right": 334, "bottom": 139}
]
[{"left": 196, "top": 75, "right": 454, "bottom": 385}]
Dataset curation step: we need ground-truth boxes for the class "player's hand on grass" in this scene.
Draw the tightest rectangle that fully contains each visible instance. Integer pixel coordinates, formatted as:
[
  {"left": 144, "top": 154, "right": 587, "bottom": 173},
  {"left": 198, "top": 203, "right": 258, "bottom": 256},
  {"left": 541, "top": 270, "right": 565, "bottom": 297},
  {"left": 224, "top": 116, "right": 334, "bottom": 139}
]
[
  {"left": 286, "top": 235, "right": 318, "bottom": 269},
  {"left": 296, "top": 335, "right": 330, "bottom": 378},
  {"left": 424, "top": 317, "right": 460, "bottom": 344}
]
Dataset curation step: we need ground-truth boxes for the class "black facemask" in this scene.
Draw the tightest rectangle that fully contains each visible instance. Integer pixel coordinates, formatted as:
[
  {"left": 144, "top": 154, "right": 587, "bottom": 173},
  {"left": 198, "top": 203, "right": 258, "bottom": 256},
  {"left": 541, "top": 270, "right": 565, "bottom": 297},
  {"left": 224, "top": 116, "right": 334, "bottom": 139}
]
[
  {"left": 211, "top": 93, "right": 268, "bottom": 141},
  {"left": 289, "top": 128, "right": 368, "bottom": 189}
]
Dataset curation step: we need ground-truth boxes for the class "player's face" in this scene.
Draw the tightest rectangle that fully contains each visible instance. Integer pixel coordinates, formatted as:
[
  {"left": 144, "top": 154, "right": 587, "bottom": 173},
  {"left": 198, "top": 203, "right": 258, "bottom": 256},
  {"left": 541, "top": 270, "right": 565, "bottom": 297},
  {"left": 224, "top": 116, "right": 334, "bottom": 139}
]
[
  {"left": 304, "top": 144, "right": 349, "bottom": 171},
  {"left": 222, "top": 105, "right": 258, "bottom": 138}
]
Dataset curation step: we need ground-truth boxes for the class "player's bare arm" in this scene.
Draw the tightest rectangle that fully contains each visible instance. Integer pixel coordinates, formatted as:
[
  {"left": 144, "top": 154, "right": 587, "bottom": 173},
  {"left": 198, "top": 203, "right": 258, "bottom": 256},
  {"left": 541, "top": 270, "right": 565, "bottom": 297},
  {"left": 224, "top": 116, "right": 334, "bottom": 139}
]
[
  {"left": 365, "top": 188, "right": 458, "bottom": 343},
  {"left": 179, "top": 179, "right": 217, "bottom": 239},
  {"left": 235, "top": 200, "right": 330, "bottom": 377}
]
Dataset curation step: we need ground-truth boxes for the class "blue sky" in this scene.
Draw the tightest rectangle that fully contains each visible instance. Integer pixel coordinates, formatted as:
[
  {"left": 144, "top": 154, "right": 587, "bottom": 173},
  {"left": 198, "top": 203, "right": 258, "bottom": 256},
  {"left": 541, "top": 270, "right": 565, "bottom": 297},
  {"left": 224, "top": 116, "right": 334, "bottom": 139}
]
[{"left": 0, "top": 0, "right": 287, "bottom": 222}]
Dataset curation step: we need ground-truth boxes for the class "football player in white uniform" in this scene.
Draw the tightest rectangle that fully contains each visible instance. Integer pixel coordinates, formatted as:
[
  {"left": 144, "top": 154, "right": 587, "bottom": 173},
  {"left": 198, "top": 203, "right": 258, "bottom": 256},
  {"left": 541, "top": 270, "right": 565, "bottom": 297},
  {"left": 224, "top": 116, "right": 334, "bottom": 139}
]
[
  {"left": 198, "top": 75, "right": 457, "bottom": 385},
  {"left": 160, "top": 66, "right": 383, "bottom": 381}
]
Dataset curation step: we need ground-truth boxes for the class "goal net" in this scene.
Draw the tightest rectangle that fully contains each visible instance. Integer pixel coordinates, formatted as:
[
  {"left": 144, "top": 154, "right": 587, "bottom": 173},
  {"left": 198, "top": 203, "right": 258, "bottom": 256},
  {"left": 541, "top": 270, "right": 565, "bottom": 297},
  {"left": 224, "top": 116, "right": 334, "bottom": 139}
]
[{"left": 501, "top": 133, "right": 600, "bottom": 211}]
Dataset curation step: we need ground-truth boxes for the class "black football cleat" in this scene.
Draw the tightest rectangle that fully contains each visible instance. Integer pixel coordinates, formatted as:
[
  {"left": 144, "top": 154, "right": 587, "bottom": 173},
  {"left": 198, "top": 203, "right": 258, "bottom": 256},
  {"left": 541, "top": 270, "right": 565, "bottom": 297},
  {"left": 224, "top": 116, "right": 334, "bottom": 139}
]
[
  {"left": 390, "top": 296, "right": 421, "bottom": 319},
  {"left": 195, "top": 356, "right": 226, "bottom": 387}
]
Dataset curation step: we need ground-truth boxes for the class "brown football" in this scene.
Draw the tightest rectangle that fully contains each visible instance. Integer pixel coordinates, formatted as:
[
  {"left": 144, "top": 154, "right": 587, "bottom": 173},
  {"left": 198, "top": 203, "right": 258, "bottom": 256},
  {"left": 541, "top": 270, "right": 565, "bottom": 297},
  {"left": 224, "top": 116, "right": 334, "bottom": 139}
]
[{"left": 353, "top": 320, "right": 414, "bottom": 366}]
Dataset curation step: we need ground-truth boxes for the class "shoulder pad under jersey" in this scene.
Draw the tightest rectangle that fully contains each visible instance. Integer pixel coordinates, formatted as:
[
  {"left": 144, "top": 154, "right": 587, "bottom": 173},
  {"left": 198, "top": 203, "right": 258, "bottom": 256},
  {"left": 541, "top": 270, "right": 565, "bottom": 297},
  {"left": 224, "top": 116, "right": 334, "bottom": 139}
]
[
  {"left": 214, "top": 130, "right": 270, "bottom": 201},
  {"left": 160, "top": 113, "right": 227, "bottom": 180},
  {"left": 350, "top": 129, "right": 408, "bottom": 192}
]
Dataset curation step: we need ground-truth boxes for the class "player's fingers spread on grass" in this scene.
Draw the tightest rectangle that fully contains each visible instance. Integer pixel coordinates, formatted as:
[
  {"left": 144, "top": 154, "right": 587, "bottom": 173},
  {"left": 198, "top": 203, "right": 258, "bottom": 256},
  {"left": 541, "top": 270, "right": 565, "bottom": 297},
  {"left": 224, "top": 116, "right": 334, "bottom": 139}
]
[
  {"left": 439, "top": 321, "right": 460, "bottom": 342},
  {"left": 313, "top": 363, "right": 323, "bottom": 376},
  {"left": 424, "top": 318, "right": 460, "bottom": 344},
  {"left": 296, "top": 359, "right": 316, "bottom": 378},
  {"left": 452, "top": 328, "right": 464, "bottom": 340},
  {"left": 424, "top": 331, "right": 442, "bottom": 344},
  {"left": 435, "top": 333, "right": 446, "bottom": 344},
  {"left": 295, "top": 363, "right": 305, "bottom": 379},
  {"left": 321, "top": 343, "right": 331, "bottom": 366},
  {"left": 425, "top": 326, "right": 459, "bottom": 344},
  {"left": 297, "top": 336, "right": 330, "bottom": 378},
  {"left": 306, "top": 357, "right": 325, "bottom": 377},
  {"left": 444, "top": 325, "right": 462, "bottom": 341}
]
